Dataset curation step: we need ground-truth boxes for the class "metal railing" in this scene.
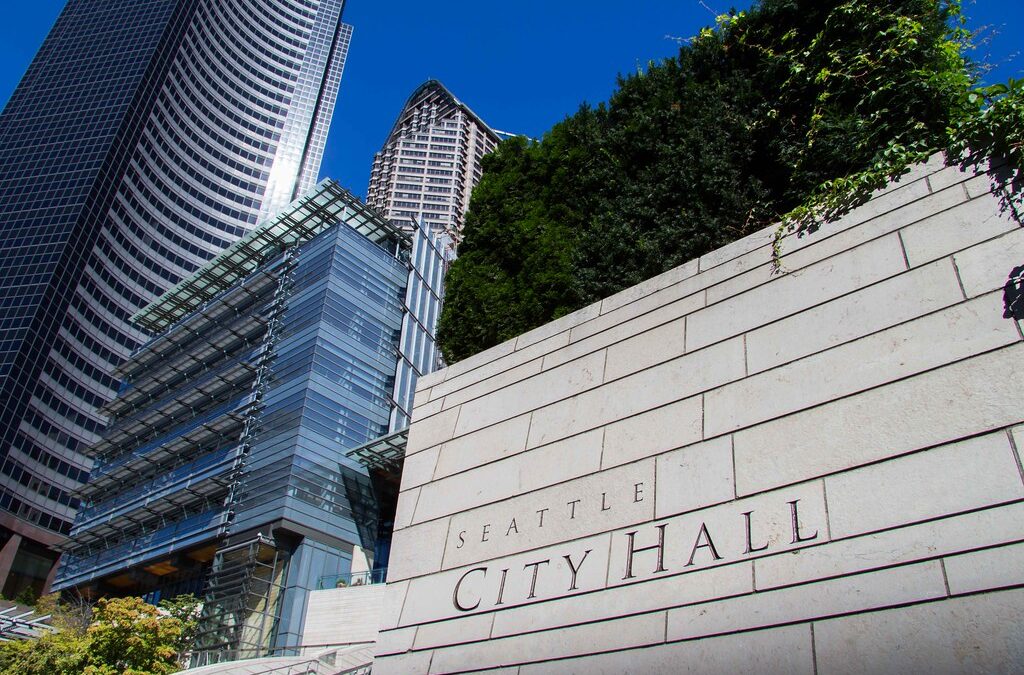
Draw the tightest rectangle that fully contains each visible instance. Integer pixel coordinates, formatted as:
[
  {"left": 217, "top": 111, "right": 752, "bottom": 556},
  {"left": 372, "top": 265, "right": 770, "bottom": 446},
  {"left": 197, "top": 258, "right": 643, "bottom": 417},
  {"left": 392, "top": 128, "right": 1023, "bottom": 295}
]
[{"left": 317, "top": 568, "right": 387, "bottom": 589}]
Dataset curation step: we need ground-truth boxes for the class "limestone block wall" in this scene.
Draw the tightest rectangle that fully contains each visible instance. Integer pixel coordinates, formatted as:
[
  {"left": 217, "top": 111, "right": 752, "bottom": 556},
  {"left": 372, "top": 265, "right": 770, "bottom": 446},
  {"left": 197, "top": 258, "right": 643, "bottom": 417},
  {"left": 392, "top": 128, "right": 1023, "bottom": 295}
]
[
  {"left": 374, "top": 155, "right": 1024, "bottom": 674},
  {"left": 302, "top": 584, "right": 384, "bottom": 650}
]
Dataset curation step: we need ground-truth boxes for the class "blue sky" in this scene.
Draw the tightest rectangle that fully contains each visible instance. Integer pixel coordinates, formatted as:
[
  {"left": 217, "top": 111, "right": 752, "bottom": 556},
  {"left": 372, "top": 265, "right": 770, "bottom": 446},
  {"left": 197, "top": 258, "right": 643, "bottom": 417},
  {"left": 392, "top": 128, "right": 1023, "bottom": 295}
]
[{"left": 0, "top": 1, "right": 1020, "bottom": 199}]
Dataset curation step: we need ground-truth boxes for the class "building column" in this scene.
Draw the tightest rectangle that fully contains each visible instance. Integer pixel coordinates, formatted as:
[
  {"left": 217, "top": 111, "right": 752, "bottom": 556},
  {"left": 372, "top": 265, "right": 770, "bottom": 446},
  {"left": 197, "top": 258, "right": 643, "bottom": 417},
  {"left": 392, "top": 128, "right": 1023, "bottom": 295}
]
[
  {"left": 0, "top": 534, "right": 22, "bottom": 594},
  {"left": 42, "top": 553, "right": 61, "bottom": 595}
]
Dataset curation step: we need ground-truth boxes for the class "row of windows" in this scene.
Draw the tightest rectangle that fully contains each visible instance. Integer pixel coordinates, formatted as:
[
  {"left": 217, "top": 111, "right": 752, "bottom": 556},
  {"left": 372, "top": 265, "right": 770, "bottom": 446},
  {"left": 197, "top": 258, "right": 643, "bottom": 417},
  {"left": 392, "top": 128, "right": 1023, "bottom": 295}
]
[
  {"left": 0, "top": 487, "right": 71, "bottom": 535},
  {"left": 1, "top": 457, "right": 79, "bottom": 510}
]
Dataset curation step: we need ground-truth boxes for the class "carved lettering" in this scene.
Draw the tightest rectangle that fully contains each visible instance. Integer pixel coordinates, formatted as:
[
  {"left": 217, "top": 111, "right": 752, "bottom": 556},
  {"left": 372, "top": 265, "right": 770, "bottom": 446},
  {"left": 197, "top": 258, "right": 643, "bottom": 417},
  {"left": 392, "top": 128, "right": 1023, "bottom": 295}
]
[
  {"left": 523, "top": 559, "right": 550, "bottom": 599},
  {"left": 567, "top": 499, "right": 581, "bottom": 519},
  {"left": 456, "top": 530, "right": 466, "bottom": 549},
  {"left": 685, "top": 522, "right": 723, "bottom": 567},
  {"left": 622, "top": 523, "right": 668, "bottom": 579},
  {"left": 506, "top": 518, "right": 519, "bottom": 536},
  {"left": 481, "top": 524, "right": 491, "bottom": 542},
  {"left": 634, "top": 482, "right": 644, "bottom": 503},
  {"left": 789, "top": 500, "right": 818, "bottom": 544},
  {"left": 536, "top": 507, "right": 549, "bottom": 528},
  {"left": 563, "top": 550, "right": 591, "bottom": 591},
  {"left": 742, "top": 511, "right": 769, "bottom": 554},
  {"left": 495, "top": 568, "right": 509, "bottom": 606},
  {"left": 452, "top": 567, "right": 486, "bottom": 611}
]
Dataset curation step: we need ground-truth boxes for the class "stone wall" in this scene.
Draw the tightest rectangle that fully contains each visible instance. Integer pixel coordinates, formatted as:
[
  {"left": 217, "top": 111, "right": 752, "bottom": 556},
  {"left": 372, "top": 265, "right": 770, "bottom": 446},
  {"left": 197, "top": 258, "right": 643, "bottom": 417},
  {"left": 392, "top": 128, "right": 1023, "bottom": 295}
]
[{"left": 374, "top": 155, "right": 1024, "bottom": 674}]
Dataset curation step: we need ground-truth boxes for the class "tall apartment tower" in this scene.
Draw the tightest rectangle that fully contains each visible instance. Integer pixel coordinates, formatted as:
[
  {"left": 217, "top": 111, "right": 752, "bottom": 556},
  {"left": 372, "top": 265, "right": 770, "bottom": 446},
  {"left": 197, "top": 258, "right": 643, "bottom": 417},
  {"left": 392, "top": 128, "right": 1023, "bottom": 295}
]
[
  {"left": 0, "top": 0, "right": 352, "bottom": 597},
  {"left": 367, "top": 80, "right": 503, "bottom": 244}
]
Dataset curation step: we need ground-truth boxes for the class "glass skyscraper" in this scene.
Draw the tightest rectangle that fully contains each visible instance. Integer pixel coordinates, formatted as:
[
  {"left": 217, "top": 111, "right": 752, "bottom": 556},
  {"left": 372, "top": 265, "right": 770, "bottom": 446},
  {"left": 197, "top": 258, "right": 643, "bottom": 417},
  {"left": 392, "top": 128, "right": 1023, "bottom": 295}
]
[
  {"left": 53, "top": 180, "right": 448, "bottom": 660},
  {"left": 0, "top": 0, "right": 351, "bottom": 597}
]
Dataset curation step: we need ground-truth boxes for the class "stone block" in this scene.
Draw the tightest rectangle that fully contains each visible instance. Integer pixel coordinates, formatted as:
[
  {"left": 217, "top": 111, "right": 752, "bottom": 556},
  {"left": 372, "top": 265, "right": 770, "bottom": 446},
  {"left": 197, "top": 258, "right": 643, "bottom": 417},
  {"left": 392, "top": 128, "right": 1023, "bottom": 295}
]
[
  {"left": 813, "top": 589, "right": 1024, "bottom": 675},
  {"left": 433, "top": 413, "right": 532, "bottom": 480},
  {"left": 954, "top": 226, "right": 1024, "bottom": 298},
  {"left": 413, "top": 612, "right": 494, "bottom": 650},
  {"left": 440, "top": 357, "right": 544, "bottom": 410},
  {"left": 492, "top": 560, "right": 752, "bottom": 639},
  {"left": 454, "top": 350, "right": 605, "bottom": 438},
  {"left": 432, "top": 331, "right": 568, "bottom": 401},
  {"left": 699, "top": 227, "right": 775, "bottom": 272},
  {"left": 406, "top": 406, "right": 461, "bottom": 456},
  {"left": 387, "top": 517, "right": 451, "bottom": 582},
  {"left": 414, "top": 429, "right": 605, "bottom": 525},
  {"left": 745, "top": 258, "right": 963, "bottom": 373},
  {"left": 401, "top": 534, "right": 613, "bottom": 625},
  {"left": 599, "top": 259, "right": 699, "bottom": 314},
  {"left": 734, "top": 343, "right": 1024, "bottom": 496},
  {"left": 375, "top": 626, "right": 417, "bottom": 656},
  {"left": 687, "top": 234, "right": 907, "bottom": 352},
  {"left": 824, "top": 432, "right": 1024, "bottom": 539},
  {"left": 371, "top": 649, "right": 432, "bottom": 675},
  {"left": 519, "top": 624, "right": 814, "bottom": 675},
  {"left": 443, "top": 339, "right": 517, "bottom": 382},
  {"left": 441, "top": 460, "right": 653, "bottom": 570},
  {"left": 899, "top": 196, "right": 1019, "bottom": 268},
  {"left": 427, "top": 612, "right": 666, "bottom": 674},
  {"left": 528, "top": 337, "right": 744, "bottom": 450},
  {"left": 607, "top": 481, "right": 827, "bottom": 588},
  {"left": 944, "top": 541, "right": 1024, "bottom": 595},
  {"left": 547, "top": 292, "right": 702, "bottom": 371},
  {"left": 604, "top": 316, "right": 687, "bottom": 382},
  {"left": 514, "top": 302, "right": 602, "bottom": 351},
  {"left": 601, "top": 395, "right": 703, "bottom": 470},
  {"left": 654, "top": 436, "right": 734, "bottom": 517},
  {"left": 411, "top": 396, "right": 445, "bottom": 420},
  {"left": 666, "top": 560, "right": 945, "bottom": 641},
  {"left": 378, "top": 580, "right": 409, "bottom": 631},
  {"left": 754, "top": 501, "right": 1024, "bottom": 591},
  {"left": 393, "top": 487, "right": 420, "bottom": 530},
  {"left": 707, "top": 291, "right": 1018, "bottom": 436},
  {"left": 574, "top": 280, "right": 702, "bottom": 346},
  {"left": 399, "top": 446, "right": 439, "bottom": 491}
]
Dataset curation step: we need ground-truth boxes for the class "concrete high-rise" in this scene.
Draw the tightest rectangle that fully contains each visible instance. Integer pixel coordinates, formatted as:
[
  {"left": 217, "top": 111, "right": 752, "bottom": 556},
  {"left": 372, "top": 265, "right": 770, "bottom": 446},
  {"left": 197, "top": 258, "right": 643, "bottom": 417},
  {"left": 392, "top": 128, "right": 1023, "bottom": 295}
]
[
  {"left": 367, "top": 80, "right": 503, "bottom": 244},
  {"left": 0, "top": 0, "right": 352, "bottom": 597}
]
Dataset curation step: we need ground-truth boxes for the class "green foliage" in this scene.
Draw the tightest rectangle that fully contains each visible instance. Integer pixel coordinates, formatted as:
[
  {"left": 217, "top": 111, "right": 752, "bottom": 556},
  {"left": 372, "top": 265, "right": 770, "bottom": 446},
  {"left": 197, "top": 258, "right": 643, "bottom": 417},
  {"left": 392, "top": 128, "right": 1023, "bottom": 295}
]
[
  {"left": 438, "top": 0, "right": 1022, "bottom": 362},
  {"left": 0, "top": 596, "right": 194, "bottom": 675}
]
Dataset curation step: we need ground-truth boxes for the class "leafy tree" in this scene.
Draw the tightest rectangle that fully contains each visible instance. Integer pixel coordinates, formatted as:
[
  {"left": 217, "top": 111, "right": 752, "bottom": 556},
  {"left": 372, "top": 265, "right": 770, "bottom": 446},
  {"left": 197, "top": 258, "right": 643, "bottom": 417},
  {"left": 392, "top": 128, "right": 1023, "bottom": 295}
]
[
  {"left": 438, "top": 0, "right": 1021, "bottom": 362},
  {"left": 0, "top": 595, "right": 198, "bottom": 675}
]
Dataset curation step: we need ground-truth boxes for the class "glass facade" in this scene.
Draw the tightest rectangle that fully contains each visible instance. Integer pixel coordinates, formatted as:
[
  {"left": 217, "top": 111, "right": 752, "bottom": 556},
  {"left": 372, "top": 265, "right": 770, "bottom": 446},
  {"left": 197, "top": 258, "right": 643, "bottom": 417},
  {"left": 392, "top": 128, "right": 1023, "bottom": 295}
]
[
  {"left": 53, "top": 181, "right": 445, "bottom": 660},
  {"left": 0, "top": 0, "right": 350, "bottom": 597}
]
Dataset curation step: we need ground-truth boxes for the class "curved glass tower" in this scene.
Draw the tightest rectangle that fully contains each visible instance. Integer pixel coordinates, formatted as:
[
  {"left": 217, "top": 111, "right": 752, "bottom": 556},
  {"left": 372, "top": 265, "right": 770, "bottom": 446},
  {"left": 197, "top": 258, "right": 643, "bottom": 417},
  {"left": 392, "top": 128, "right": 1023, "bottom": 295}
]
[{"left": 0, "top": 0, "right": 351, "bottom": 597}]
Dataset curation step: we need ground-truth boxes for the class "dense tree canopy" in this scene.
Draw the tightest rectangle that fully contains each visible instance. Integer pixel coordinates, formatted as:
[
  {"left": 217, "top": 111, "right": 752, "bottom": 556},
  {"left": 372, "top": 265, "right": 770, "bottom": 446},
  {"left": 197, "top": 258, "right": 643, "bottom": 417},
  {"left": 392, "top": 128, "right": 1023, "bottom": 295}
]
[
  {"left": 0, "top": 595, "right": 199, "bottom": 675},
  {"left": 438, "top": 0, "right": 1022, "bottom": 362}
]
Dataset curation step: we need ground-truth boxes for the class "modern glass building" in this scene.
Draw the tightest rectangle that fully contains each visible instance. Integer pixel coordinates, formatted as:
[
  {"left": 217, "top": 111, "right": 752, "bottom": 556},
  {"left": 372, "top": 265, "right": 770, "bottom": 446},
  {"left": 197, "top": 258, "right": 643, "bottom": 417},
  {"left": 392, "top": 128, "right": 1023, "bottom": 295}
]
[
  {"left": 367, "top": 80, "right": 505, "bottom": 245},
  {"left": 0, "top": 0, "right": 352, "bottom": 597},
  {"left": 52, "top": 180, "right": 448, "bottom": 660}
]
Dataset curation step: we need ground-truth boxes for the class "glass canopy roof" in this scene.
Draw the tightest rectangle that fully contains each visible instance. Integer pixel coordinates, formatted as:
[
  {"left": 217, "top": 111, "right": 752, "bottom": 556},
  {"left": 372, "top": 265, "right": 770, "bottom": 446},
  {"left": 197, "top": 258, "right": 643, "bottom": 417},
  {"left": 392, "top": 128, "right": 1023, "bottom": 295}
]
[{"left": 132, "top": 179, "right": 409, "bottom": 333}]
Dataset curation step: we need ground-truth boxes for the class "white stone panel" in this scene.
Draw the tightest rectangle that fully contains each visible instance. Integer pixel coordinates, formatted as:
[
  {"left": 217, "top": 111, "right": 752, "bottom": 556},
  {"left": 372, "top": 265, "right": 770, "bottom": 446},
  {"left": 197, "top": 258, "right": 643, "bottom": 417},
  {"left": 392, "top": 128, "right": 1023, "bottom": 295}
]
[
  {"left": 607, "top": 481, "right": 827, "bottom": 587},
  {"left": 944, "top": 541, "right": 1024, "bottom": 596},
  {"left": 370, "top": 649, "right": 432, "bottom": 675},
  {"left": 405, "top": 406, "right": 461, "bottom": 456},
  {"left": 387, "top": 517, "right": 451, "bottom": 582},
  {"left": 427, "top": 612, "right": 666, "bottom": 674},
  {"left": 374, "top": 626, "right": 417, "bottom": 656},
  {"left": 604, "top": 316, "right": 687, "bottom": 382},
  {"left": 378, "top": 580, "right": 409, "bottom": 631},
  {"left": 413, "top": 612, "right": 494, "bottom": 650},
  {"left": 599, "top": 259, "right": 699, "bottom": 314},
  {"left": 734, "top": 344, "right": 1024, "bottom": 496},
  {"left": 454, "top": 351, "right": 605, "bottom": 437},
  {"left": 687, "top": 234, "right": 907, "bottom": 352},
  {"left": 302, "top": 584, "right": 384, "bottom": 647},
  {"left": 745, "top": 258, "right": 964, "bottom": 373},
  {"left": 413, "top": 429, "right": 604, "bottom": 525},
  {"left": 601, "top": 395, "right": 703, "bottom": 470},
  {"left": 442, "top": 459, "right": 653, "bottom": 570},
  {"left": 824, "top": 432, "right": 1024, "bottom": 539},
  {"left": 401, "top": 534, "right": 612, "bottom": 625},
  {"left": 514, "top": 302, "right": 602, "bottom": 351},
  {"left": 706, "top": 292, "right": 1018, "bottom": 436},
  {"left": 528, "top": 337, "right": 744, "bottom": 450},
  {"left": 492, "top": 560, "right": 752, "bottom": 639},
  {"left": 813, "top": 589, "right": 1024, "bottom": 675},
  {"left": 899, "top": 196, "right": 1019, "bottom": 268},
  {"left": 433, "top": 413, "right": 532, "bottom": 480},
  {"left": 666, "top": 561, "right": 946, "bottom": 641},
  {"left": 399, "top": 445, "right": 440, "bottom": 491},
  {"left": 520, "top": 624, "right": 814, "bottom": 675},
  {"left": 754, "top": 501, "right": 1024, "bottom": 591},
  {"left": 440, "top": 357, "right": 544, "bottom": 410},
  {"left": 654, "top": 436, "right": 734, "bottom": 517},
  {"left": 954, "top": 226, "right": 1024, "bottom": 298}
]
